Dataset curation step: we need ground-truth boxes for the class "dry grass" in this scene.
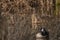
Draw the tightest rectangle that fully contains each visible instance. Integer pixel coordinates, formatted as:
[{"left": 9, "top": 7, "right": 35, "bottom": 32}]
[{"left": 0, "top": 0, "right": 59, "bottom": 40}]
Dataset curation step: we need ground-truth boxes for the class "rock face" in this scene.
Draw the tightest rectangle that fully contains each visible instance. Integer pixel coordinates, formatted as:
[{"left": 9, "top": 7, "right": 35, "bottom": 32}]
[{"left": 0, "top": 0, "right": 59, "bottom": 40}]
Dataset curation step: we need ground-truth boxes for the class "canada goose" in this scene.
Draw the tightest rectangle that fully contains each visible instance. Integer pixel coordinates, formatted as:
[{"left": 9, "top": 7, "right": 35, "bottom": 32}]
[
  {"left": 36, "top": 27, "right": 49, "bottom": 40},
  {"left": 40, "top": 28, "right": 49, "bottom": 36}
]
